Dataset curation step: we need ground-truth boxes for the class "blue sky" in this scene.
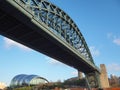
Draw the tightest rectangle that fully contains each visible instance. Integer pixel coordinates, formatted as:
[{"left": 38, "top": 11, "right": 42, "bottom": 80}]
[{"left": 0, "top": 0, "right": 120, "bottom": 86}]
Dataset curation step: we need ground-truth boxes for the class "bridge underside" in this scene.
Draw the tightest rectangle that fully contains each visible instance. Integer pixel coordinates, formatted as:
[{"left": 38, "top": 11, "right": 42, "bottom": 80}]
[{"left": 0, "top": 1, "right": 96, "bottom": 73}]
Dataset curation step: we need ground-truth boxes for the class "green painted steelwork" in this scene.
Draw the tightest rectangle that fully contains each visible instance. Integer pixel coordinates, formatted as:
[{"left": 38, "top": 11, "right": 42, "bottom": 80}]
[
  {"left": 0, "top": 0, "right": 101, "bottom": 88},
  {"left": 13, "top": 0, "right": 95, "bottom": 67}
]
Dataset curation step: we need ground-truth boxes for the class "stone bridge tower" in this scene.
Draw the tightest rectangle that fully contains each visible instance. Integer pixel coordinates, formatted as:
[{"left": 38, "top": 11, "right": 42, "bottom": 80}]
[{"left": 100, "top": 64, "right": 110, "bottom": 88}]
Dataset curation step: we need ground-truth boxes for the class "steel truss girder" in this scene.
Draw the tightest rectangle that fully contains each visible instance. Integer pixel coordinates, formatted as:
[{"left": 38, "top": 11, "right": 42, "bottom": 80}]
[
  {"left": 15, "top": 0, "right": 95, "bottom": 65},
  {"left": 0, "top": 0, "right": 101, "bottom": 88}
]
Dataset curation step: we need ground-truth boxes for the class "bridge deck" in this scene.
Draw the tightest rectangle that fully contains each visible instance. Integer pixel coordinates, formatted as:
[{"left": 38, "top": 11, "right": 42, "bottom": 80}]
[{"left": 0, "top": 0, "right": 98, "bottom": 73}]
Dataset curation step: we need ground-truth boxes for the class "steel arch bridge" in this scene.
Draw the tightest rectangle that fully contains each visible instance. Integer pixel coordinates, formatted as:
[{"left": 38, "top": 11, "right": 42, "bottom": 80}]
[{"left": 0, "top": 0, "right": 101, "bottom": 88}]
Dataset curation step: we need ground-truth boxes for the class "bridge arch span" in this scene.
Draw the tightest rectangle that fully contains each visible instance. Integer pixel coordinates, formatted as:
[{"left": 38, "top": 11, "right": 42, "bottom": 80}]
[
  {"left": 0, "top": 0, "right": 101, "bottom": 88},
  {"left": 20, "top": 0, "right": 94, "bottom": 65}
]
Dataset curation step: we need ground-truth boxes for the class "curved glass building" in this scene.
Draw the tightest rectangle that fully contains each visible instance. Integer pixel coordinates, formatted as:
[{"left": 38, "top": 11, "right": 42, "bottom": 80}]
[{"left": 10, "top": 74, "right": 48, "bottom": 87}]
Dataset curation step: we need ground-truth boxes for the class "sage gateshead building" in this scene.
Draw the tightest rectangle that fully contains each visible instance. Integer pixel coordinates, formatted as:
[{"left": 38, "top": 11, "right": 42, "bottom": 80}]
[{"left": 10, "top": 74, "right": 49, "bottom": 87}]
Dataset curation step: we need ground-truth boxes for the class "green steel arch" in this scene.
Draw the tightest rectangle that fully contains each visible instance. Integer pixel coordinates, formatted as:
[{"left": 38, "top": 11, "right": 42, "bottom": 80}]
[
  {"left": 18, "top": 0, "right": 94, "bottom": 65},
  {"left": 0, "top": 0, "right": 101, "bottom": 88},
  {"left": 16, "top": 0, "right": 101, "bottom": 88}
]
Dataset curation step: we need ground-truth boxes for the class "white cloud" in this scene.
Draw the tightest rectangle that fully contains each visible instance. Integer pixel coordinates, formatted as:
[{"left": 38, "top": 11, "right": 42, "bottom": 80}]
[
  {"left": 113, "top": 38, "right": 120, "bottom": 46},
  {"left": 3, "top": 37, "right": 31, "bottom": 51},
  {"left": 89, "top": 46, "right": 100, "bottom": 57},
  {"left": 71, "top": 71, "right": 78, "bottom": 76},
  {"left": 107, "top": 33, "right": 120, "bottom": 46},
  {"left": 45, "top": 57, "right": 64, "bottom": 65},
  {"left": 107, "top": 63, "right": 120, "bottom": 72}
]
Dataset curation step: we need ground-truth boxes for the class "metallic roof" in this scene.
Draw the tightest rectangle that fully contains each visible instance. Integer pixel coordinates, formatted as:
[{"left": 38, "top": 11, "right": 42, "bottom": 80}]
[{"left": 10, "top": 74, "right": 48, "bottom": 87}]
